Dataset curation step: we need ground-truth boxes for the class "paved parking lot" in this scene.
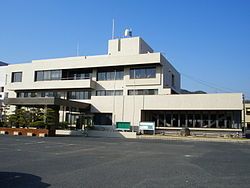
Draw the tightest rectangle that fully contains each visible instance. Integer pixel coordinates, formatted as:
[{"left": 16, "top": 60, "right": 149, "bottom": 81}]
[{"left": 1, "top": 135, "right": 250, "bottom": 188}]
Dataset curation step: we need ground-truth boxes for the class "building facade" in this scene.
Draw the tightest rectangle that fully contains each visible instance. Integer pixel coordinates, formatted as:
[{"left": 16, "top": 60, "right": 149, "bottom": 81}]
[
  {"left": 3, "top": 37, "right": 243, "bottom": 131},
  {"left": 245, "top": 101, "right": 250, "bottom": 129},
  {"left": 0, "top": 61, "right": 8, "bottom": 121}
]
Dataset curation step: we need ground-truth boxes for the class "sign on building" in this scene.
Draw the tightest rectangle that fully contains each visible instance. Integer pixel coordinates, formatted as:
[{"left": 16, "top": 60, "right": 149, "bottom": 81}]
[{"left": 139, "top": 122, "right": 155, "bottom": 134}]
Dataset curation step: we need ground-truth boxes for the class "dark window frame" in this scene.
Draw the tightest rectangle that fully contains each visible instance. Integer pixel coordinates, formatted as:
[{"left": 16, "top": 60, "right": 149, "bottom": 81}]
[{"left": 11, "top": 72, "right": 22, "bottom": 83}]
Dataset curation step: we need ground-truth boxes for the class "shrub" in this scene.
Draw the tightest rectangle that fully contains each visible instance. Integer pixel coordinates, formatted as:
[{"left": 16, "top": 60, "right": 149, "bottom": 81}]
[
  {"left": 57, "top": 122, "right": 69, "bottom": 130},
  {"left": 29, "top": 121, "right": 46, "bottom": 129}
]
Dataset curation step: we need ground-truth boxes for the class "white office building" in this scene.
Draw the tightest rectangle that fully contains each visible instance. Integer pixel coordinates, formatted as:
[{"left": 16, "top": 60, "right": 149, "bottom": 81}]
[
  {"left": 3, "top": 36, "right": 243, "bottom": 132},
  {"left": 0, "top": 61, "right": 8, "bottom": 121}
]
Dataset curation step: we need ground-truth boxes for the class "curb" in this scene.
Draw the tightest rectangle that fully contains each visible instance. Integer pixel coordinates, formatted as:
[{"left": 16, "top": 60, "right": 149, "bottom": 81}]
[{"left": 137, "top": 135, "right": 250, "bottom": 144}]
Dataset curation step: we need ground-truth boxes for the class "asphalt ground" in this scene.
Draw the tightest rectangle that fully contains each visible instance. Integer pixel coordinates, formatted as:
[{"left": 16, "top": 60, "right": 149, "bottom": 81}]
[{"left": 0, "top": 135, "right": 250, "bottom": 188}]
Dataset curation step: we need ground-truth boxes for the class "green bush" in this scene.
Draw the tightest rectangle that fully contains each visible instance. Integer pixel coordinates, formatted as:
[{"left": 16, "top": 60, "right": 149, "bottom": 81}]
[
  {"left": 57, "top": 122, "right": 69, "bottom": 130},
  {"left": 29, "top": 121, "right": 46, "bottom": 129}
]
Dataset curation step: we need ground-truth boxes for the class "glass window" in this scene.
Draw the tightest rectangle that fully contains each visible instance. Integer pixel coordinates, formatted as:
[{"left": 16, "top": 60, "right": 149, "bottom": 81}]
[
  {"left": 97, "top": 69, "right": 124, "bottom": 81},
  {"left": 107, "top": 72, "right": 115, "bottom": 80},
  {"left": 96, "top": 90, "right": 123, "bottom": 96},
  {"left": 17, "top": 92, "right": 24, "bottom": 98},
  {"left": 128, "top": 89, "right": 158, "bottom": 95},
  {"left": 36, "top": 71, "right": 44, "bottom": 81},
  {"left": 51, "top": 70, "right": 62, "bottom": 80},
  {"left": 67, "top": 91, "right": 91, "bottom": 99},
  {"left": 11, "top": 72, "right": 22, "bottom": 82},
  {"left": 146, "top": 68, "right": 156, "bottom": 78},
  {"left": 97, "top": 72, "right": 106, "bottom": 81},
  {"left": 115, "top": 90, "right": 123, "bottom": 95},
  {"left": 130, "top": 67, "right": 156, "bottom": 79},
  {"left": 43, "top": 71, "right": 51, "bottom": 80},
  {"left": 93, "top": 113, "right": 112, "bottom": 125},
  {"left": 106, "top": 90, "right": 114, "bottom": 96},
  {"left": 35, "top": 70, "right": 62, "bottom": 81},
  {"left": 96, "top": 90, "right": 105, "bottom": 96},
  {"left": 246, "top": 108, "right": 250, "bottom": 115},
  {"left": 116, "top": 71, "right": 124, "bottom": 80}
]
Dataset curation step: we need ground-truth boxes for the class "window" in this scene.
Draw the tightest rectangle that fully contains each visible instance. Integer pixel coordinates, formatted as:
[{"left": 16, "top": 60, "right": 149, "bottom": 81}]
[
  {"left": 36, "top": 71, "right": 44, "bottom": 81},
  {"left": 96, "top": 90, "right": 105, "bottom": 96},
  {"left": 51, "top": 70, "right": 62, "bottom": 80},
  {"left": 246, "top": 108, "right": 250, "bottom": 115},
  {"left": 11, "top": 72, "right": 22, "bottom": 82},
  {"left": 130, "top": 67, "right": 156, "bottom": 79},
  {"left": 0, "top": 87, "right": 3, "bottom": 92},
  {"left": 96, "top": 90, "right": 123, "bottom": 96},
  {"left": 35, "top": 70, "right": 62, "bottom": 81},
  {"left": 128, "top": 89, "right": 158, "bottom": 95},
  {"left": 94, "top": 113, "right": 112, "bottom": 125},
  {"left": 97, "top": 69, "right": 124, "bottom": 81},
  {"left": 67, "top": 91, "right": 91, "bottom": 100},
  {"left": 17, "top": 91, "right": 61, "bottom": 98},
  {"left": 44, "top": 71, "right": 51, "bottom": 80}
]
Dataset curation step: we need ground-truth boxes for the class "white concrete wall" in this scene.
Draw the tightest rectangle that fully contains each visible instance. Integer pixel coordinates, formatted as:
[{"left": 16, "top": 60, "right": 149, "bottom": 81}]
[
  {"left": 108, "top": 37, "right": 153, "bottom": 56},
  {"left": 161, "top": 55, "right": 181, "bottom": 93},
  {"left": 245, "top": 103, "right": 250, "bottom": 125},
  {"left": 90, "top": 93, "right": 243, "bottom": 126},
  {"left": 0, "top": 66, "right": 7, "bottom": 100},
  {"left": 5, "top": 37, "right": 180, "bottom": 98}
]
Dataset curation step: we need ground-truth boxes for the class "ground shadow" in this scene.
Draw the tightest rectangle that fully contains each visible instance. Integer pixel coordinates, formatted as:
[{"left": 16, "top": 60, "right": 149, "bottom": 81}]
[{"left": 0, "top": 172, "right": 50, "bottom": 188}]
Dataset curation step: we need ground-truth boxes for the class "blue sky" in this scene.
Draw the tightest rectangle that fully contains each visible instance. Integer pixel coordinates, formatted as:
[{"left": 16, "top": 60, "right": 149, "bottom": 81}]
[{"left": 0, "top": 0, "right": 249, "bottom": 98}]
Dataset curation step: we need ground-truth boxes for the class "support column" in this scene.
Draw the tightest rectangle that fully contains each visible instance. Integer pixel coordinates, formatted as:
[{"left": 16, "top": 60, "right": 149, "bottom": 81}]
[
  {"left": 193, "top": 114, "right": 195, "bottom": 127},
  {"left": 163, "top": 112, "right": 166, "bottom": 127},
  {"left": 170, "top": 113, "right": 173, "bottom": 127},
  {"left": 216, "top": 114, "right": 219, "bottom": 128},
  {"left": 208, "top": 113, "right": 211, "bottom": 128},
  {"left": 231, "top": 112, "right": 235, "bottom": 129},
  {"left": 224, "top": 118, "right": 227, "bottom": 128},
  {"left": 157, "top": 114, "right": 160, "bottom": 127},
  {"left": 178, "top": 114, "right": 181, "bottom": 127},
  {"left": 200, "top": 113, "right": 203, "bottom": 128},
  {"left": 185, "top": 114, "right": 188, "bottom": 127}
]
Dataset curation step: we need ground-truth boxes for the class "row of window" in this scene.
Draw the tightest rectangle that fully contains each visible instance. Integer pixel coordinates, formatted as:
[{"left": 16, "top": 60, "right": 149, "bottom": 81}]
[
  {"left": 16, "top": 89, "right": 159, "bottom": 99},
  {"left": 67, "top": 91, "right": 91, "bottom": 100},
  {"left": 130, "top": 67, "right": 156, "bottom": 79},
  {"left": 96, "top": 90, "right": 123, "bottom": 96},
  {"left": 16, "top": 91, "right": 92, "bottom": 100},
  {"left": 35, "top": 70, "right": 92, "bottom": 81},
  {"left": 11, "top": 67, "right": 157, "bottom": 83},
  {"left": 35, "top": 70, "right": 62, "bottom": 81},
  {"left": 17, "top": 91, "right": 61, "bottom": 98},
  {"left": 127, "top": 89, "right": 158, "bottom": 95},
  {"left": 97, "top": 70, "right": 124, "bottom": 81}
]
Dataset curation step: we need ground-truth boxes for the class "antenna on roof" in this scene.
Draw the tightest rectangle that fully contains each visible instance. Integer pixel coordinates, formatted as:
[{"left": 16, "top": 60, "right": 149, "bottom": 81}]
[{"left": 112, "top": 19, "right": 115, "bottom": 39}]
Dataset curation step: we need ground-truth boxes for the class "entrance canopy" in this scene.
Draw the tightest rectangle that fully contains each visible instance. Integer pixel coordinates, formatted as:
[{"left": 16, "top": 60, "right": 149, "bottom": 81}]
[{"left": 5, "top": 97, "right": 90, "bottom": 109}]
